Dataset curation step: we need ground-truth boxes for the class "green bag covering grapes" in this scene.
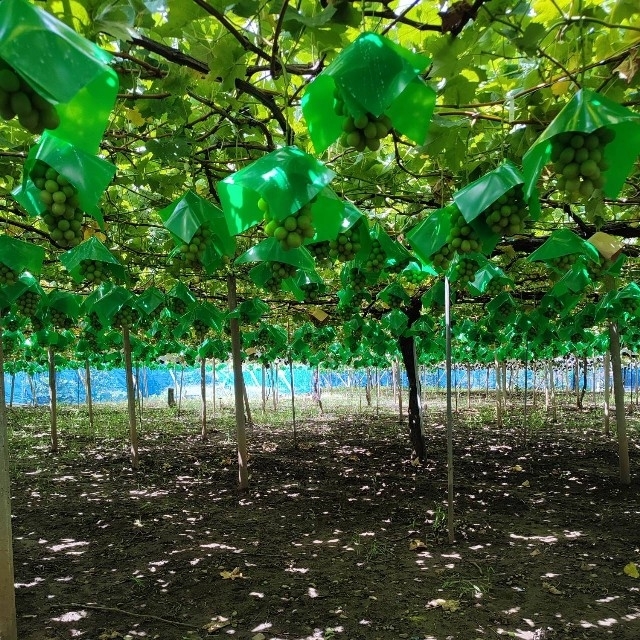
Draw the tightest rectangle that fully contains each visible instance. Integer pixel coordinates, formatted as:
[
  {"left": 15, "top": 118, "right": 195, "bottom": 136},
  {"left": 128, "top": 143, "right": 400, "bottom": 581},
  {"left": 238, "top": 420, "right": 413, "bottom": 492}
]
[
  {"left": 90, "top": 284, "right": 135, "bottom": 328},
  {"left": 378, "top": 282, "right": 410, "bottom": 309},
  {"left": 381, "top": 308, "right": 409, "bottom": 337},
  {"left": 282, "top": 270, "right": 326, "bottom": 303},
  {"left": 167, "top": 282, "right": 197, "bottom": 316},
  {"left": 3, "top": 272, "right": 43, "bottom": 312},
  {"left": 217, "top": 146, "right": 336, "bottom": 237},
  {"left": 45, "top": 290, "right": 81, "bottom": 329},
  {"left": 468, "top": 262, "right": 512, "bottom": 297},
  {"left": 0, "top": 0, "right": 118, "bottom": 151},
  {"left": 137, "top": 287, "right": 166, "bottom": 319},
  {"left": 528, "top": 228, "right": 600, "bottom": 272},
  {"left": 301, "top": 32, "right": 436, "bottom": 153},
  {"left": 227, "top": 298, "right": 270, "bottom": 324},
  {"left": 0, "top": 234, "right": 45, "bottom": 281},
  {"left": 159, "top": 190, "right": 236, "bottom": 273},
  {"left": 454, "top": 161, "right": 533, "bottom": 237},
  {"left": 523, "top": 89, "right": 640, "bottom": 207},
  {"left": 15, "top": 131, "right": 115, "bottom": 228},
  {"left": 236, "top": 237, "right": 315, "bottom": 271},
  {"left": 59, "top": 237, "right": 126, "bottom": 285}
]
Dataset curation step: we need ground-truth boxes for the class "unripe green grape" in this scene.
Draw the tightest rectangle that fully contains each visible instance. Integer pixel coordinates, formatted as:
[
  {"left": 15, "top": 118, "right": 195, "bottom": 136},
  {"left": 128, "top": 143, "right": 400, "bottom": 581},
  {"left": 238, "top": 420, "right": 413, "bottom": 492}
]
[
  {"left": 113, "top": 305, "right": 138, "bottom": 329},
  {"left": 550, "top": 253, "right": 578, "bottom": 271},
  {"left": 15, "top": 290, "right": 39, "bottom": 316},
  {"left": 550, "top": 127, "right": 615, "bottom": 200},
  {"left": 0, "top": 263, "right": 17, "bottom": 285},
  {"left": 50, "top": 308, "right": 74, "bottom": 329},
  {"left": 193, "top": 318, "right": 209, "bottom": 338}
]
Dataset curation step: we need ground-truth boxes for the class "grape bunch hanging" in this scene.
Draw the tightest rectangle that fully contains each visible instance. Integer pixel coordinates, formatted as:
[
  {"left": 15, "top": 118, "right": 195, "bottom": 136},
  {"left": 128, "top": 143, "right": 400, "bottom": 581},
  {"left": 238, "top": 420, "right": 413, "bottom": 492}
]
[
  {"left": 384, "top": 292, "right": 405, "bottom": 309},
  {"left": 484, "top": 279, "right": 506, "bottom": 297},
  {"left": 261, "top": 197, "right": 316, "bottom": 250},
  {"left": 15, "top": 291, "right": 39, "bottom": 317},
  {"left": 50, "top": 308, "right": 74, "bottom": 330},
  {"left": 193, "top": 318, "right": 209, "bottom": 339},
  {"left": 402, "top": 269, "right": 428, "bottom": 285},
  {"left": 334, "top": 89, "right": 394, "bottom": 152},
  {"left": 32, "top": 162, "right": 84, "bottom": 248},
  {"left": 175, "top": 224, "right": 214, "bottom": 269},
  {"left": 621, "top": 298, "right": 640, "bottom": 317},
  {"left": 113, "top": 305, "right": 138, "bottom": 329},
  {"left": 308, "top": 241, "right": 332, "bottom": 263},
  {"left": 550, "top": 127, "right": 615, "bottom": 199},
  {"left": 484, "top": 185, "right": 528, "bottom": 236},
  {"left": 587, "top": 257, "right": 614, "bottom": 280},
  {"left": 432, "top": 209, "right": 481, "bottom": 271},
  {"left": 168, "top": 298, "right": 188, "bottom": 316},
  {"left": 450, "top": 257, "right": 477, "bottom": 289},
  {"left": 0, "top": 59, "right": 60, "bottom": 134},
  {"left": 0, "top": 263, "right": 17, "bottom": 285},
  {"left": 300, "top": 282, "right": 323, "bottom": 301},
  {"left": 263, "top": 261, "right": 297, "bottom": 293},
  {"left": 348, "top": 267, "right": 367, "bottom": 292},
  {"left": 79, "top": 259, "right": 108, "bottom": 285},
  {"left": 329, "top": 227, "right": 362, "bottom": 262},
  {"left": 363, "top": 239, "right": 385, "bottom": 272},
  {"left": 550, "top": 253, "right": 578, "bottom": 271}
]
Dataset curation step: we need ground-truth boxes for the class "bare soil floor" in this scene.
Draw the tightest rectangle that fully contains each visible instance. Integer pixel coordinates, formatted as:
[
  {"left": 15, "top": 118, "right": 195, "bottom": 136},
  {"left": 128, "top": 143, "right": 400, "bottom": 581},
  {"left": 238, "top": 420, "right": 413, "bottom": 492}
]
[{"left": 8, "top": 396, "right": 640, "bottom": 640}]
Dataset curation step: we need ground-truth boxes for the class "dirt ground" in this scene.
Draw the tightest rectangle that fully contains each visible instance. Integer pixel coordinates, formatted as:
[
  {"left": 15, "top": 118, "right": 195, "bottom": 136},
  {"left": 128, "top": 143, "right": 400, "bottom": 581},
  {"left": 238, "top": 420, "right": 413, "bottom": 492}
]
[{"left": 8, "top": 399, "right": 640, "bottom": 640}]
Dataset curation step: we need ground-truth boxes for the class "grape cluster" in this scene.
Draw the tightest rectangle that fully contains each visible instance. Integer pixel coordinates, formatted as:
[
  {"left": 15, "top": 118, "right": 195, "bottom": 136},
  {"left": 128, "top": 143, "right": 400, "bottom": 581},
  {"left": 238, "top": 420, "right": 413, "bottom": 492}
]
[
  {"left": 550, "top": 127, "right": 615, "bottom": 199},
  {"left": 0, "top": 263, "right": 17, "bottom": 285},
  {"left": 79, "top": 259, "right": 108, "bottom": 285},
  {"left": 484, "top": 279, "right": 505, "bottom": 297},
  {"left": 349, "top": 267, "right": 367, "bottom": 291},
  {"left": 300, "top": 282, "right": 323, "bottom": 301},
  {"left": 621, "top": 298, "right": 640, "bottom": 317},
  {"left": 86, "top": 311, "right": 103, "bottom": 331},
  {"left": 113, "top": 306, "right": 138, "bottom": 329},
  {"left": 384, "top": 292, "right": 405, "bottom": 309},
  {"left": 263, "top": 261, "right": 297, "bottom": 293},
  {"left": 450, "top": 257, "right": 477, "bottom": 289},
  {"left": 402, "top": 269, "right": 428, "bottom": 285},
  {"left": 3, "top": 314, "right": 21, "bottom": 332},
  {"left": 175, "top": 224, "right": 214, "bottom": 269},
  {"left": 309, "top": 241, "right": 332, "bottom": 263},
  {"left": 50, "top": 308, "right": 74, "bottom": 330},
  {"left": 0, "top": 59, "right": 60, "bottom": 134},
  {"left": 168, "top": 298, "right": 188, "bottom": 316},
  {"left": 15, "top": 291, "right": 39, "bottom": 317},
  {"left": 32, "top": 162, "right": 84, "bottom": 248},
  {"left": 261, "top": 197, "right": 316, "bottom": 250},
  {"left": 193, "top": 318, "right": 209, "bottom": 338},
  {"left": 586, "top": 257, "right": 613, "bottom": 280},
  {"left": 329, "top": 227, "right": 362, "bottom": 262},
  {"left": 334, "top": 89, "right": 393, "bottom": 152},
  {"left": 484, "top": 186, "right": 528, "bottom": 236},
  {"left": 432, "top": 209, "right": 481, "bottom": 271},
  {"left": 550, "top": 253, "right": 578, "bottom": 271},
  {"left": 31, "top": 316, "right": 45, "bottom": 332},
  {"left": 362, "top": 240, "right": 386, "bottom": 272}
]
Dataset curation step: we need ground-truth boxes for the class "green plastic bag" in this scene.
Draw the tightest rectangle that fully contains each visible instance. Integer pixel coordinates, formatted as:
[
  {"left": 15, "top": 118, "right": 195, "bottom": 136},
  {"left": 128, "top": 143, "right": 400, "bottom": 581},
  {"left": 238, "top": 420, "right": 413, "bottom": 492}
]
[
  {"left": 468, "top": 262, "right": 512, "bottom": 296},
  {"left": 301, "top": 32, "right": 436, "bottom": 153},
  {"left": 137, "top": 287, "right": 166, "bottom": 318},
  {"left": 227, "top": 297, "right": 270, "bottom": 324},
  {"left": 282, "top": 269, "right": 326, "bottom": 302},
  {"left": 159, "top": 190, "right": 236, "bottom": 272},
  {"left": 528, "top": 228, "right": 600, "bottom": 265},
  {"left": 0, "top": 234, "right": 45, "bottom": 276},
  {"left": 217, "top": 146, "right": 336, "bottom": 236},
  {"left": 381, "top": 308, "right": 409, "bottom": 337},
  {"left": 90, "top": 284, "right": 135, "bottom": 328},
  {"left": 406, "top": 205, "right": 455, "bottom": 265},
  {"left": 378, "top": 282, "right": 410, "bottom": 309},
  {"left": 0, "top": 0, "right": 118, "bottom": 153},
  {"left": 167, "top": 282, "right": 197, "bottom": 316},
  {"left": 14, "top": 132, "right": 115, "bottom": 226},
  {"left": 236, "top": 238, "right": 316, "bottom": 271},
  {"left": 523, "top": 89, "right": 640, "bottom": 205},
  {"left": 59, "top": 237, "right": 126, "bottom": 284},
  {"left": 3, "top": 271, "right": 43, "bottom": 305}
]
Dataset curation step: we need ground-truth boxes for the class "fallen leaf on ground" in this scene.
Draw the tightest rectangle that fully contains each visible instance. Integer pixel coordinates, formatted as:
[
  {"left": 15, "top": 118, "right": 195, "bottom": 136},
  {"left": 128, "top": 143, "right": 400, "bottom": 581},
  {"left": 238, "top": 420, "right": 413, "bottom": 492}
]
[
  {"left": 220, "top": 567, "right": 245, "bottom": 580},
  {"left": 409, "top": 539, "right": 428, "bottom": 551},
  {"left": 542, "top": 581, "right": 563, "bottom": 595},
  {"left": 520, "top": 480, "right": 530, "bottom": 487},
  {"left": 510, "top": 465, "right": 524, "bottom": 472},
  {"left": 427, "top": 598, "right": 460, "bottom": 612},
  {"left": 624, "top": 562, "right": 639, "bottom": 578},
  {"left": 530, "top": 548, "right": 541, "bottom": 557},
  {"left": 203, "top": 616, "right": 230, "bottom": 632}
]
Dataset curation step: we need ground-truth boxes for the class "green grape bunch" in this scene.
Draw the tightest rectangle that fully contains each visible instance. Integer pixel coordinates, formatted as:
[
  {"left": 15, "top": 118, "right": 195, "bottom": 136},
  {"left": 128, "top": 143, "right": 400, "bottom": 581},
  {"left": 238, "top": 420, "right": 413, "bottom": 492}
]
[
  {"left": 550, "top": 253, "right": 578, "bottom": 271},
  {"left": 16, "top": 291, "right": 40, "bottom": 318},
  {"left": 50, "top": 308, "right": 74, "bottom": 330},
  {"left": 0, "top": 263, "right": 17, "bottom": 285},
  {"left": 263, "top": 261, "right": 297, "bottom": 293},
  {"left": 32, "top": 162, "right": 84, "bottom": 248},
  {"left": 113, "top": 305, "right": 138, "bottom": 329},
  {"left": 402, "top": 270, "right": 428, "bottom": 285},
  {"left": 450, "top": 257, "right": 477, "bottom": 289},
  {"left": 175, "top": 224, "right": 213, "bottom": 268},
  {"left": 308, "top": 241, "right": 332, "bottom": 263},
  {"left": 362, "top": 239, "right": 385, "bottom": 272},
  {"left": 550, "top": 127, "right": 615, "bottom": 200},
  {"left": 349, "top": 267, "right": 367, "bottom": 291},
  {"left": 193, "top": 318, "right": 209, "bottom": 338},
  {"left": 329, "top": 227, "right": 362, "bottom": 262},
  {"left": 261, "top": 197, "right": 316, "bottom": 250},
  {"left": 0, "top": 58, "right": 60, "bottom": 134},
  {"left": 484, "top": 279, "right": 505, "bottom": 297},
  {"left": 432, "top": 209, "right": 481, "bottom": 271},
  {"left": 484, "top": 185, "right": 528, "bottom": 236},
  {"left": 300, "top": 282, "right": 323, "bottom": 301},
  {"left": 86, "top": 311, "right": 103, "bottom": 331},
  {"left": 587, "top": 257, "right": 613, "bottom": 280},
  {"left": 621, "top": 298, "right": 640, "bottom": 317},
  {"left": 385, "top": 292, "right": 405, "bottom": 309},
  {"left": 169, "top": 298, "right": 188, "bottom": 316},
  {"left": 334, "top": 89, "right": 394, "bottom": 152},
  {"left": 79, "top": 259, "right": 107, "bottom": 285}
]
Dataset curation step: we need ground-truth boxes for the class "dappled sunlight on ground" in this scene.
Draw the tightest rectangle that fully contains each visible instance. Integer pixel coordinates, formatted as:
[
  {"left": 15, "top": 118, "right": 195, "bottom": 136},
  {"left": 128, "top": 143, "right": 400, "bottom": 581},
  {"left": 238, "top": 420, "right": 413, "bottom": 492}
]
[{"left": 7, "top": 398, "right": 640, "bottom": 639}]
